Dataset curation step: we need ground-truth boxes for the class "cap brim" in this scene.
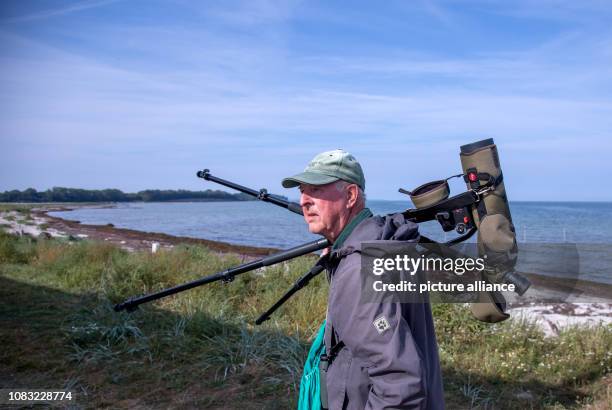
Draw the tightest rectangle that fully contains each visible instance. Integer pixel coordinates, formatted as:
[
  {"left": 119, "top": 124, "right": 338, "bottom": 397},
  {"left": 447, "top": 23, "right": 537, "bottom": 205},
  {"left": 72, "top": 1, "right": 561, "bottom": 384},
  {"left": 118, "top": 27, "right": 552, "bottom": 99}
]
[{"left": 281, "top": 171, "right": 339, "bottom": 188}]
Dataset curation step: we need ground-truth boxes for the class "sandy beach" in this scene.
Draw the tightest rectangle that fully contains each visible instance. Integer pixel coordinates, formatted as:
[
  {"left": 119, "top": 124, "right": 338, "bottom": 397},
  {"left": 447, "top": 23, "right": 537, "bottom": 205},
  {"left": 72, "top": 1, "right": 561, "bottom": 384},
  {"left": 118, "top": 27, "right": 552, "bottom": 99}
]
[{"left": 1, "top": 203, "right": 610, "bottom": 337}]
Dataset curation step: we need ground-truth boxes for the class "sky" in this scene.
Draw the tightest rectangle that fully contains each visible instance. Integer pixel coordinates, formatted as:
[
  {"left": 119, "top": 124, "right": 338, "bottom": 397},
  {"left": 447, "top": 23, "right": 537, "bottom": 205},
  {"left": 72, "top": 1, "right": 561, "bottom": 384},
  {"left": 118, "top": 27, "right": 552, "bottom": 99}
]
[{"left": 1, "top": 0, "right": 611, "bottom": 201}]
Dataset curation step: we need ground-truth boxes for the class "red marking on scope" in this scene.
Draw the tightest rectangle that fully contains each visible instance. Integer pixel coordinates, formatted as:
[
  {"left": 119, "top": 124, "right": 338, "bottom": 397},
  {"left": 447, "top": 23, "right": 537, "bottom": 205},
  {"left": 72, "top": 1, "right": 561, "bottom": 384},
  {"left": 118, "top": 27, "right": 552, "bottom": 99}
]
[
  {"left": 468, "top": 173, "right": 478, "bottom": 182},
  {"left": 463, "top": 216, "right": 470, "bottom": 224}
]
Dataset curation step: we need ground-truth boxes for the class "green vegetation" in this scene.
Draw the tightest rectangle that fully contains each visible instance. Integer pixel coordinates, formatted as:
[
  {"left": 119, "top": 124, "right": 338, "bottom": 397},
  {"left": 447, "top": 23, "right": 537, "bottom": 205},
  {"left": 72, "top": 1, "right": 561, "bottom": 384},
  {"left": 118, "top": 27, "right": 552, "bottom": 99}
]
[
  {"left": 0, "top": 203, "right": 42, "bottom": 212},
  {"left": 0, "top": 187, "right": 260, "bottom": 203},
  {"left": 1, "top": 232, "right": 610, "bottom": 409}
]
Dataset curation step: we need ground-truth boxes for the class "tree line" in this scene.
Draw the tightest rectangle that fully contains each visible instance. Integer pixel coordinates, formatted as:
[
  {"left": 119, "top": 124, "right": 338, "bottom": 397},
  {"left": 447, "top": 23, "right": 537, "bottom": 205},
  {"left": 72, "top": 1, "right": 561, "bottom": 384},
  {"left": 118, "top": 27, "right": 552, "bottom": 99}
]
[{"left": 0, "top": 187, "right": 260, "bottom": 203}]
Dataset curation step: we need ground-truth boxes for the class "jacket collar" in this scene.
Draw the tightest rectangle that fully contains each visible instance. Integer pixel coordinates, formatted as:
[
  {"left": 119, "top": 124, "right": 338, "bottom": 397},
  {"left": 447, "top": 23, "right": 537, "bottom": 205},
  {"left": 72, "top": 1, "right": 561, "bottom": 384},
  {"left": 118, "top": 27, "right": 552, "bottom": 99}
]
[{"left": 332, "top": 207, "right": 373, "bottom": 251}]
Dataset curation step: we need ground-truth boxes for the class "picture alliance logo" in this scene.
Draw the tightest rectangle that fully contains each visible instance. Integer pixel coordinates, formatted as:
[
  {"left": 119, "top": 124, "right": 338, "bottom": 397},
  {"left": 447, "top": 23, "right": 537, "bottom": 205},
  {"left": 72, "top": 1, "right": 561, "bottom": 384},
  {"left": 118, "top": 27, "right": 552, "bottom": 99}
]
[{"left": 372, "top": 254, "right": 487, "bottom": 276}]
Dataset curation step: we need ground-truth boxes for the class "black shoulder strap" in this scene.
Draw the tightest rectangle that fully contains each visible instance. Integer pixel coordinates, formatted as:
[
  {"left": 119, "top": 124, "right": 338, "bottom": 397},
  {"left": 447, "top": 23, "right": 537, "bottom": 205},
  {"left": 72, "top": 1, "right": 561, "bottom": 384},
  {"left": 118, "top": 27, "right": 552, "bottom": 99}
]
[{"left": 327, "top": 321, "right": 345, "bottom": 363}]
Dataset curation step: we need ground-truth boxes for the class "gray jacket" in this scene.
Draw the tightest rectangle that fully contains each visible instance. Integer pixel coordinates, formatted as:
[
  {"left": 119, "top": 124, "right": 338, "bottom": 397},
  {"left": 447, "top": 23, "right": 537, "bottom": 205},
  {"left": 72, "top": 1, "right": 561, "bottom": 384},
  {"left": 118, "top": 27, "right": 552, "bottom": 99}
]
[{"left": 324, "top": 209, "right": 445, "bottom": 410}]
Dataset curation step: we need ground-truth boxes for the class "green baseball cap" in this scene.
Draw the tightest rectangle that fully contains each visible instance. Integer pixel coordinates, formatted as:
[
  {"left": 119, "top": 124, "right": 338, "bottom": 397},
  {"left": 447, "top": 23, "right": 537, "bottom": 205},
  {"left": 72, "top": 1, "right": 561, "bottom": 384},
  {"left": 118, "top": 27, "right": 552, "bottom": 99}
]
[{"left": 282, "top": 149, "right": 365, "bottom": 190}]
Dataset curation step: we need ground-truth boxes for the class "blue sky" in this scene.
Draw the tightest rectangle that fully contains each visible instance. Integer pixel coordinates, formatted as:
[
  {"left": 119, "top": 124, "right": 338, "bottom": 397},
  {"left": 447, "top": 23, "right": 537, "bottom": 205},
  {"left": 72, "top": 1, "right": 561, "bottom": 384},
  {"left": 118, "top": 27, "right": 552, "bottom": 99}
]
[{"left": 1, "top": 0, "right": 611, "bottom": 201}]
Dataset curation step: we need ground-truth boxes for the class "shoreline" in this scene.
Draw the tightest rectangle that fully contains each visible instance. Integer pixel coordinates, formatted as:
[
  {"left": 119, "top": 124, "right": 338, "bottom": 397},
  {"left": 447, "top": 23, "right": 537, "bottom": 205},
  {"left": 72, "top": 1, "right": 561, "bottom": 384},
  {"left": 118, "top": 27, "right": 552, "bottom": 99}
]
[
  {"left": 2, "top": 204, "right": 610, "bottom": 291},
  {"left": 2, "top": 203, "right": 279, "bottom": 257}
]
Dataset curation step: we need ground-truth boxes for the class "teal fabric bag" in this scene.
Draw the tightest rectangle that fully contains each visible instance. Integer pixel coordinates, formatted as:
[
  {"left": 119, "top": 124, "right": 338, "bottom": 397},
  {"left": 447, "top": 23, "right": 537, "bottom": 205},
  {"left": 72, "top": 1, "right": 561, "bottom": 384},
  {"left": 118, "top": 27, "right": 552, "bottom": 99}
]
[{"left": 297, "top": 320, "right": 326, "bottom": 410}]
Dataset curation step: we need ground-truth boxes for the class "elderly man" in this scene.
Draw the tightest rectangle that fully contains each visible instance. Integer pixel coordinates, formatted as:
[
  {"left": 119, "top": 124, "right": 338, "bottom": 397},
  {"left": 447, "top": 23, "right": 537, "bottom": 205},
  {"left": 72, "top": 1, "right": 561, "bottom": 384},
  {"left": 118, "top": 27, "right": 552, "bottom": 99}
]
[{"left": 283, "top": 149, "right": 445, "bottom": 410}]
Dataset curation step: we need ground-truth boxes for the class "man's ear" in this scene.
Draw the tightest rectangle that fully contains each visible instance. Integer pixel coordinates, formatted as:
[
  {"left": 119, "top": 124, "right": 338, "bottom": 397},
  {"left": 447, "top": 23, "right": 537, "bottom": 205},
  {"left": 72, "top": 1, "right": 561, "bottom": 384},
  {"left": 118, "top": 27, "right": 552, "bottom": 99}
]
[{"left": 346, "top": 184, "right": 359, "bottom": 208}]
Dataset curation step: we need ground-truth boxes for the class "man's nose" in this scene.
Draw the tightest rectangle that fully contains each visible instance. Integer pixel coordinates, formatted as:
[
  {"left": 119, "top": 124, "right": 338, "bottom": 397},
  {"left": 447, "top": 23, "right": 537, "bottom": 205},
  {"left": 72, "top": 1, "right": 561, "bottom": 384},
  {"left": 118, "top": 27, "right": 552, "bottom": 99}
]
[{"left": 300, "top": 192, "right": 313, "bottom": 209}]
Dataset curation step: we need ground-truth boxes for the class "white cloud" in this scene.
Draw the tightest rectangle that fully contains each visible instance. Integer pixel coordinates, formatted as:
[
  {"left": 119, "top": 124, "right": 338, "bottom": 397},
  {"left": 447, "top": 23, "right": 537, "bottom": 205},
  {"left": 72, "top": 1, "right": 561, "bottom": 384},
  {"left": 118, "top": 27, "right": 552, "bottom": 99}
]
[{"left": 1, "top": 0, "right": 122, "bottom": 24}]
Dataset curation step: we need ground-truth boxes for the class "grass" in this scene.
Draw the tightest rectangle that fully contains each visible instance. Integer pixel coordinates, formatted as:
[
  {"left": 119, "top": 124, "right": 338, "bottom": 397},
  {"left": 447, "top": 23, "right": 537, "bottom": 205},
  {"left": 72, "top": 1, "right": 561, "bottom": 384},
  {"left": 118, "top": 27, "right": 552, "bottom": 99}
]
[
  {"left": 0, "top": 204, "right": 33, "bottom": 226},
  {"left": 0, "top": 203, "right": 40, "bottom": 212},
  {"left": 1, "top": 231, "right": 610, "bottom": 409},
  {"left": 0, "top": 202, "right": 102, "bottom": 212}
]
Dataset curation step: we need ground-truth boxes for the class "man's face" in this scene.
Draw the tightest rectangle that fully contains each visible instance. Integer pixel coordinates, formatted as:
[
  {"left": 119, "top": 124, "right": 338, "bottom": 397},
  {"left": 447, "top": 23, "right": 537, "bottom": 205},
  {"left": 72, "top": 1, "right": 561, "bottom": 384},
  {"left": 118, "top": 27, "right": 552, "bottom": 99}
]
[{"left": 299, "top": 182, "right": 350, "bottom": 241}]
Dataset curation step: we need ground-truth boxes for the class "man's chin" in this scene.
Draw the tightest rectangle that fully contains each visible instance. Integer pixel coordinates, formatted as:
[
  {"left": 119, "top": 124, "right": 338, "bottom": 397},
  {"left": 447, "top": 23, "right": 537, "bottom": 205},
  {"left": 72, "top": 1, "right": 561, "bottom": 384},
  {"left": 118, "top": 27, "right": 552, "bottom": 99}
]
[{"left": 307, "top": 224, "right": 325, "bottom": 236}]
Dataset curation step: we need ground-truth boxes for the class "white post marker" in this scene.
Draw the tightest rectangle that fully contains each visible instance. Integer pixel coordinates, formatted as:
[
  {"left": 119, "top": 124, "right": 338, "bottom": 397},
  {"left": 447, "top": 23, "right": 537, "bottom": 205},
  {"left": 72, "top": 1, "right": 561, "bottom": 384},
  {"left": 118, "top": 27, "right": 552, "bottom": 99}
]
[{"left": 152, "top": 242, "right": 160, "bottom": 253}]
